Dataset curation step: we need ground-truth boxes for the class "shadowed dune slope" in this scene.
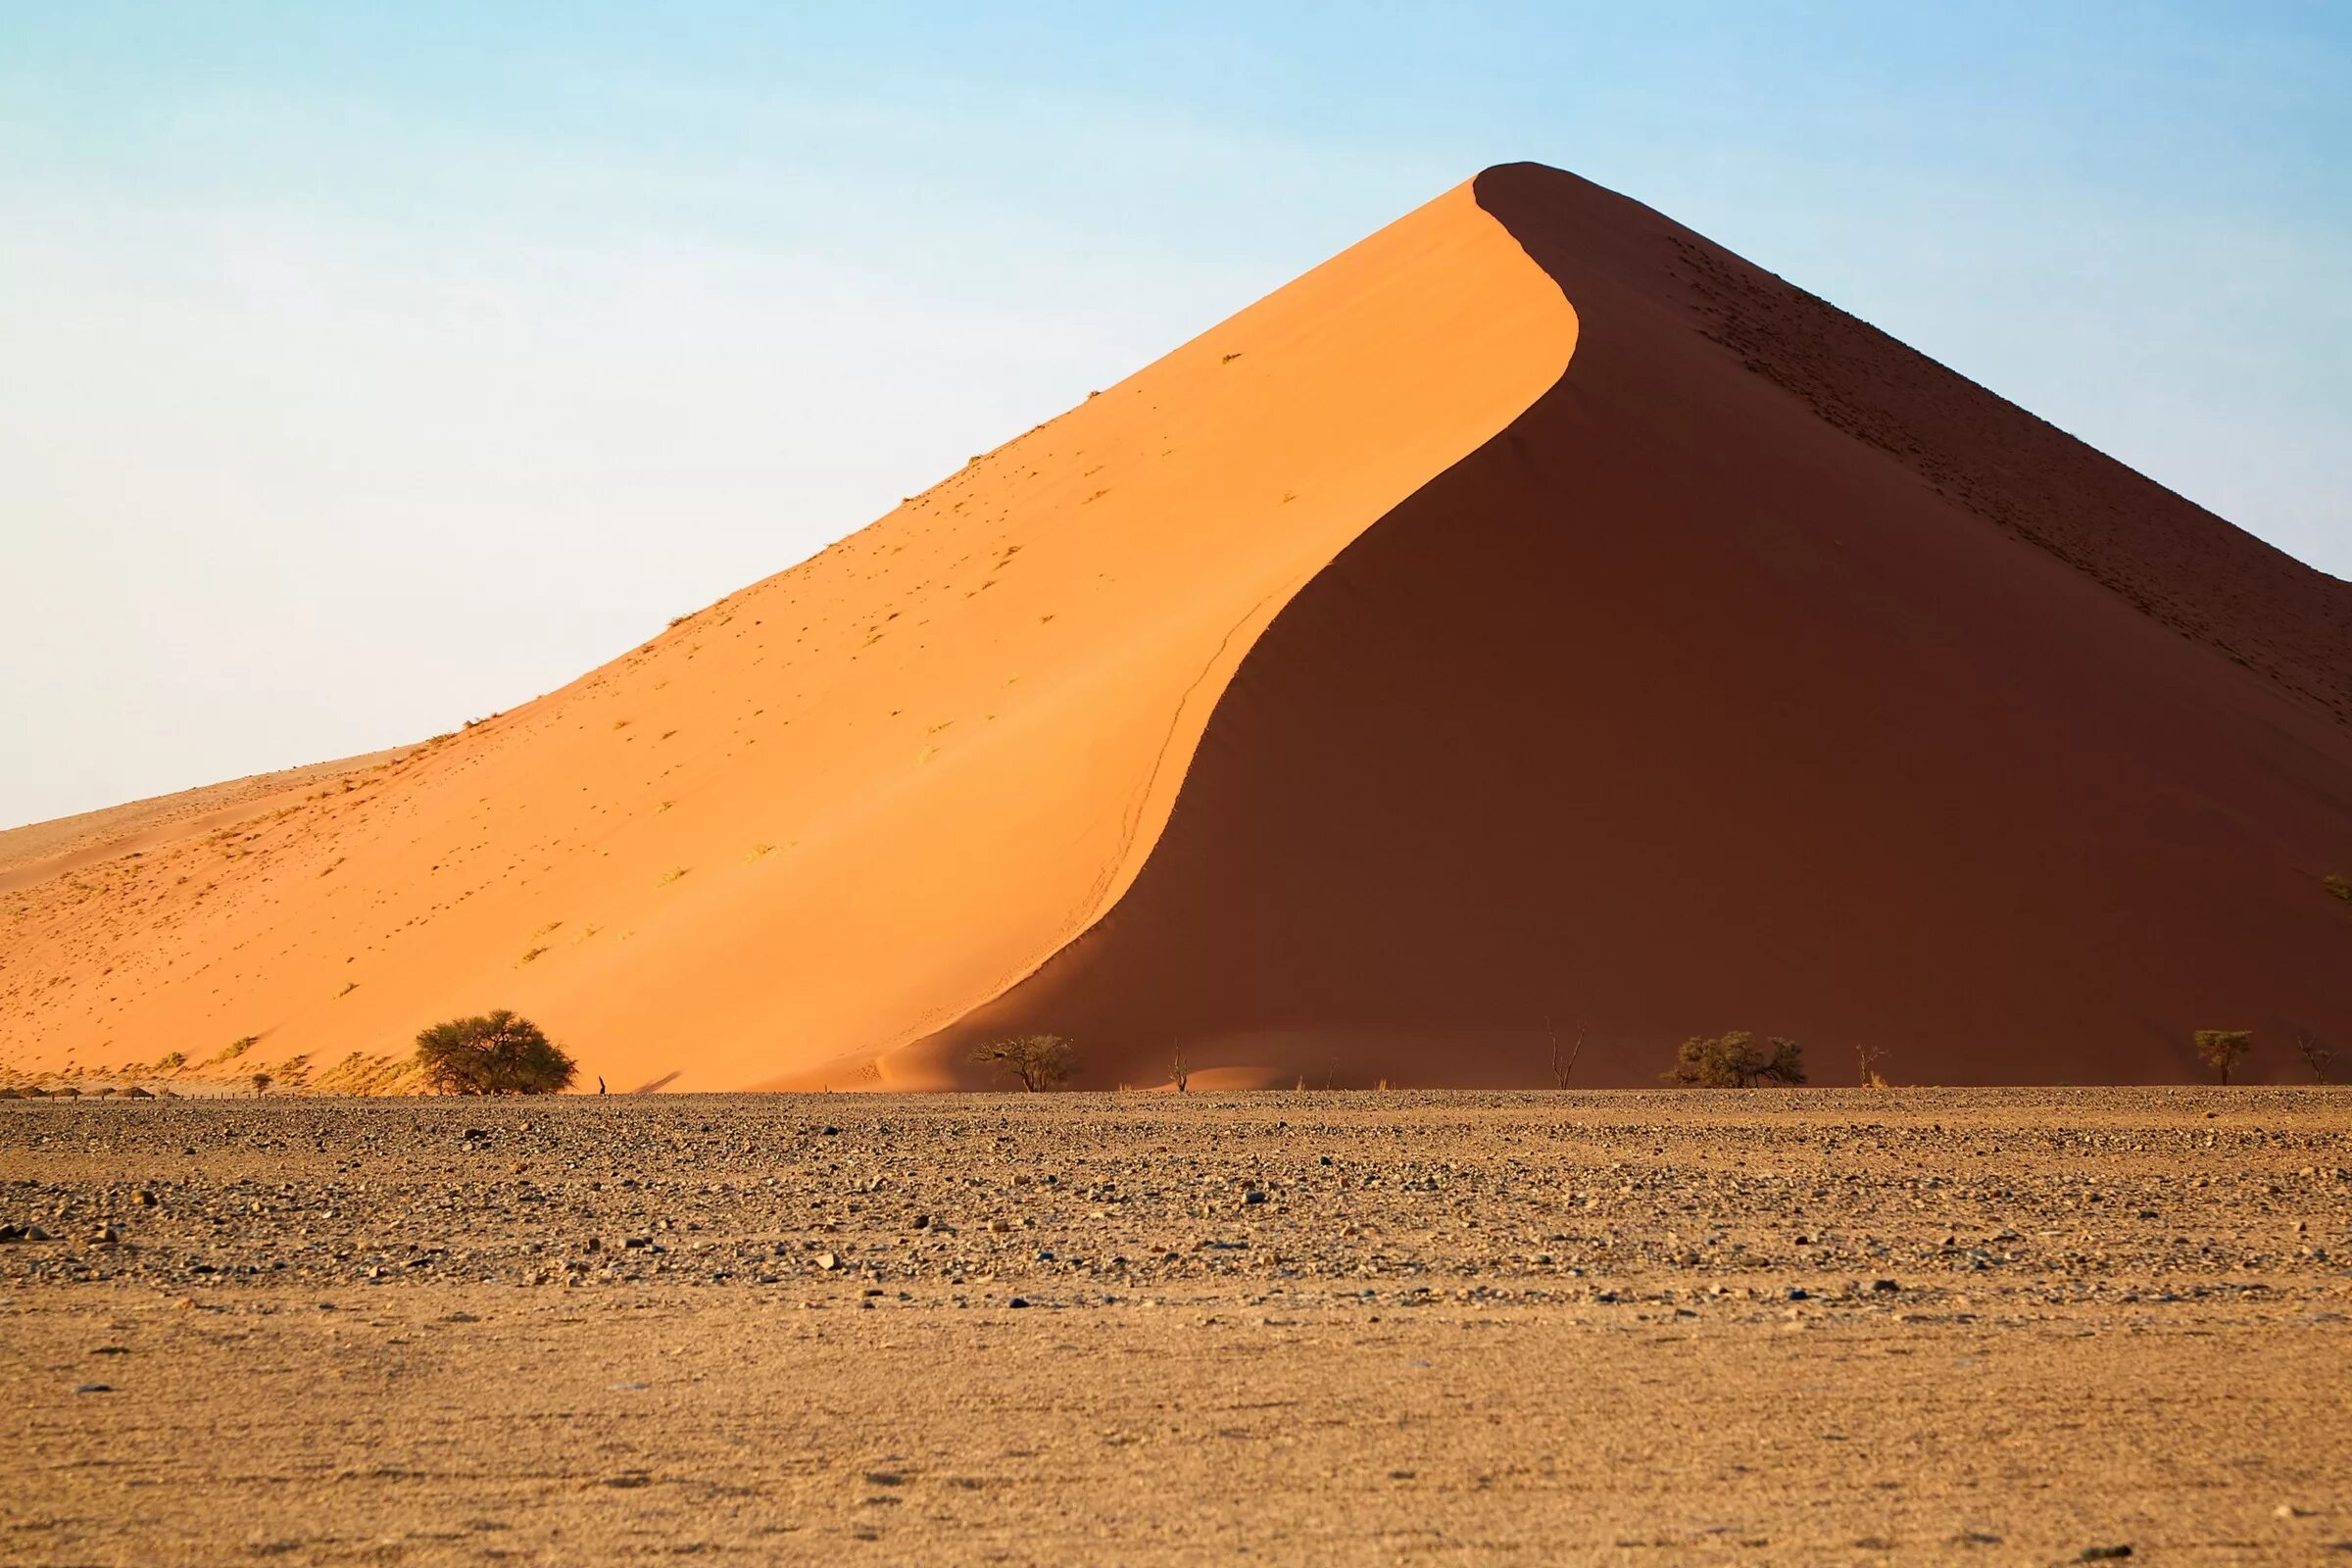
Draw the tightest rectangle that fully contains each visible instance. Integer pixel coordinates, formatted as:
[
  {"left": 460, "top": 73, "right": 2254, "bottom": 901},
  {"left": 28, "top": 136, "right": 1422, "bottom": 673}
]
[
  {"left": 0, "top": 181, "right": 1572, "bottom": 1091},
  {"left": 906, "top": 163, "right": 2352, "bottom": 1089}
]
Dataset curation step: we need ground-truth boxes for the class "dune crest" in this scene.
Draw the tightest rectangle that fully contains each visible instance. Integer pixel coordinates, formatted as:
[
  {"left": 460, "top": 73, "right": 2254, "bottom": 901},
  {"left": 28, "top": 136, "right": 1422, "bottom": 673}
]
[
  {"left": 911, "top": 164, "right": 2352, "bottom": 1088},
  {"left": 0, "top": 180, "right": 1572, "bottom": 1091}
]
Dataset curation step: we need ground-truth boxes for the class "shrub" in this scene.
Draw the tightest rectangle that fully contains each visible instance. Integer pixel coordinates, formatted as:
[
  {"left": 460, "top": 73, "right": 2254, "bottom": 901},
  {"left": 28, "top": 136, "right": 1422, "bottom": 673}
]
[
  {"left": 972, "top": 1034, "right": 1076, "bottom": 1092},
  {"left": 2193, "top": 1028, "right": 2252, "bottom": 1086},
  {"left": 1665, "top": 1031, "right": 1807, "bottom": 1088},
  {"left": 415, "top": 1010, "right": 578, "bottom": 1095}
]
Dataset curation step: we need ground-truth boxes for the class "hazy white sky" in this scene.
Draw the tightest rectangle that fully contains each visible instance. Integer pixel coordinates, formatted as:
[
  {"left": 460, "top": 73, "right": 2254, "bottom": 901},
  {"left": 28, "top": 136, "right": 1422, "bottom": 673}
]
[{"left": 4, "top": 3, "right": 2346, "bottom": 828}]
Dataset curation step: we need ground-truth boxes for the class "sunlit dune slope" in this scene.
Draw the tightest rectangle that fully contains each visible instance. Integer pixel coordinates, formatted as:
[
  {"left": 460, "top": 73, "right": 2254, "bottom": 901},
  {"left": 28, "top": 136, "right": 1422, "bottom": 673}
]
[
  {"left": 0, "top": 181, "right": 1573, "bottom": 1091},
  {"left": 0, "top": 748, "right": 407, "bottom": 892},
  {"left": 908, "top": 163, "right": 2352, "bottom": 1089}
]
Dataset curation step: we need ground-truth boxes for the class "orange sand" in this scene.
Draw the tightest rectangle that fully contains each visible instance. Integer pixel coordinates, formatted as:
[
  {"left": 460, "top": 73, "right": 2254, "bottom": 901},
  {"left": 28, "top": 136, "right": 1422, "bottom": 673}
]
[
  {"left": 5, "top": 165, "right": 2347, "bottom": 1092},
  {"left": 0, "top": 181, "right": 1569, "bottom": 1092}
]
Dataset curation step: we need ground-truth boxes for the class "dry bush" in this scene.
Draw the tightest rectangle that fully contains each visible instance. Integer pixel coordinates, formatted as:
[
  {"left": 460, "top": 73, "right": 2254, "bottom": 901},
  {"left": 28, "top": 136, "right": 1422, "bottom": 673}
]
[
  {"left": 1547, "top": 1017, "right": 1585, "bottom": 1089},
  {"left": 973, "top": 1034, "right": 1077, "bottom": 1092},
  {"left": 415, "top": 1010, "right": 578, "bottom": 1095},
  {"left": 2293, "top": 1031, "right": 2335, "bottom": 1085},
  {"left": 2193, "top": 1028, "right": 2253, "bottom": 1085},
  {"left": 1665, "top": 1031, "right": 1807, "bottom": 1088}
]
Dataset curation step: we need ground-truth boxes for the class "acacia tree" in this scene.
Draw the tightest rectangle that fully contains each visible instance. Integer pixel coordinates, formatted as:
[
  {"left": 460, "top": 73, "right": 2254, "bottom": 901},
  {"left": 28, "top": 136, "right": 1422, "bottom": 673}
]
[
  {"left": 973, "top": 1034, "right": 1077, "bottom": 1092},
  {"left": 415, "top": 1010, "right": 578, "bottom": 1095},
  {"left": 2194, "top": 1029, "right": 2253, "bottom": 1086},
  {"left": 1170, "top": 1040, "right": 1191, "bottom": 1094},
  {"left": 1664, "top": 1031, "right": 1807, "bottom": 1088}
]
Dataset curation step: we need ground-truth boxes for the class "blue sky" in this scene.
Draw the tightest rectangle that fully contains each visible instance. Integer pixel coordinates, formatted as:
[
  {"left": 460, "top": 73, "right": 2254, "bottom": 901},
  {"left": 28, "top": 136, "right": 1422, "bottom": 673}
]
[{"left": 3, "top": 3, "right": 2346, "bottom": 826}]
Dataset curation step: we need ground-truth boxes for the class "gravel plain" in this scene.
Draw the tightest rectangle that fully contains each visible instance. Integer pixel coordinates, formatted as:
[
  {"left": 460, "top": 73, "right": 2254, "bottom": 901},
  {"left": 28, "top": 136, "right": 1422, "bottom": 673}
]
[{"left": 3, "top": 1088, "right": 2349, "bottom": 1565}]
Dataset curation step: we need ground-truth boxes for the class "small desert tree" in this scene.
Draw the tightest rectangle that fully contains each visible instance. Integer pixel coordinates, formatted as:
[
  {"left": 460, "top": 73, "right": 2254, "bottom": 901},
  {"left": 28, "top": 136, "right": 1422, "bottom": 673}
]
[
  {"left": 1665, "top": 1031, "right": 1807, "bottom": 1088},
  {"left": 2193, "top": 1028, "right": 2253, "bottom": 1086},
  {"left": 415, "top": 1010, "right": 578, "bottom": 1095},
  {"left": 1547, "top": 1016, "right": 1585, "bottom": 1089},
  {"left": 2293, "top": 1031, "right": 2336, "bottom": 1084},
  {"left": 250, "top": 1071, "right": 272, "bottom": 1097},
  {"left": 1170, "top": 1040, "right": 1191, "bottom": 1093},
  {"left": 1853, "top": 1041, "right": 1890, "bottom": 1089},
  {"left": 973, "top": 1033, "right": 1076, "bottom": 1092}
]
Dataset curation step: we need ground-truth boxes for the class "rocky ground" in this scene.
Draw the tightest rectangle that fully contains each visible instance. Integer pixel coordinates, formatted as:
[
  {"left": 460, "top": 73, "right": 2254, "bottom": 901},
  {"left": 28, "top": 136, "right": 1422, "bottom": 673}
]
[{"left": 2, "top": 1088, "right": 2348, "bottom": 1564}]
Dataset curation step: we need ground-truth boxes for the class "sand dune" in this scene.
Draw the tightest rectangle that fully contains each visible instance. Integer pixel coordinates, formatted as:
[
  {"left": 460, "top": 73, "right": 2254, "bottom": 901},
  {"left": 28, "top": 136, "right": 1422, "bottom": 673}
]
[
  {"left": 0, "top": 180, "right": 1567, "bottom": 1091},
  {"left": 4, "top": 164, "right": 2346, "bottom": 1091}
]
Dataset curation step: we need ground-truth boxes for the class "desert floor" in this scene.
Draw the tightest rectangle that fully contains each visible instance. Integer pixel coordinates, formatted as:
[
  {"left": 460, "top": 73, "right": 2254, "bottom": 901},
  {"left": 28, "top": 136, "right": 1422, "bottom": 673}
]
[{"left": 3, "top": 1088, "right": 2348, "bottom": 1565}]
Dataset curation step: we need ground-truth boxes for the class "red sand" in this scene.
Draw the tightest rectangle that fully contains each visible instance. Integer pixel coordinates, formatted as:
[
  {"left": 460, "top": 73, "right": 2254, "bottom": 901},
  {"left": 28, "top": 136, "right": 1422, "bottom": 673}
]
[
  {"left": 5, "top": 164, "right": 2346, "bottom": 1091},
  {"left": 907, "top": 165, "right": 2352, "bottom": 1089}
]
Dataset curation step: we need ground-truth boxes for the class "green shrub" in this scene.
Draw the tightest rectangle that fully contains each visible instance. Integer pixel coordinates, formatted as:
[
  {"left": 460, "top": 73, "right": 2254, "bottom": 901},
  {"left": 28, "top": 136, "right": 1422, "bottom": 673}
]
[
  {"left": 1665, "top": 1031, "right": 1807, "bottom": 1088},
  {"left": 414, "top": 1010, "right": 578, "bottom": 1096}
]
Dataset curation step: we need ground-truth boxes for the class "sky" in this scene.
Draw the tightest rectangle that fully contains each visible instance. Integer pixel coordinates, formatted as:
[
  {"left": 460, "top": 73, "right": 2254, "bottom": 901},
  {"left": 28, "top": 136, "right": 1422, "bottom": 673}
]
[{"left": 3, "top": 2, "right": 2347, "bottom": 828}]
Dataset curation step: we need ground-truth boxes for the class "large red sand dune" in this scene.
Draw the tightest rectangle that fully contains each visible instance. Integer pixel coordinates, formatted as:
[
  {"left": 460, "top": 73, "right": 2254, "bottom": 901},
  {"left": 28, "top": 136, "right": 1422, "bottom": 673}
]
[{"left": 5, "top": 164, "right": 2347, "bottom": 1090}]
